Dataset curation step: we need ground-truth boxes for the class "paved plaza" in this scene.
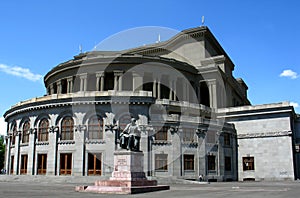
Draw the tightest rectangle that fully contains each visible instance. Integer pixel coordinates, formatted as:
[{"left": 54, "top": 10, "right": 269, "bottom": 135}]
[{"left": 0, "top": 176, "right": 299, "bottom": 198}]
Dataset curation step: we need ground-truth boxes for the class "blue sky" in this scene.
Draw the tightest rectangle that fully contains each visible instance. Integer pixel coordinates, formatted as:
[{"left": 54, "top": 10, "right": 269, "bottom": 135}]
[{"left": 0, "top": 0, "right": 299, "bottom": 135}]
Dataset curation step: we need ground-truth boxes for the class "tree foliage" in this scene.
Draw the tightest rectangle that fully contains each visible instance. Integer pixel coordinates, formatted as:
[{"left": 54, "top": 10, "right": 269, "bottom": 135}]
[{"left": 0, "top": 136, "right": 5, "bottom": 170}]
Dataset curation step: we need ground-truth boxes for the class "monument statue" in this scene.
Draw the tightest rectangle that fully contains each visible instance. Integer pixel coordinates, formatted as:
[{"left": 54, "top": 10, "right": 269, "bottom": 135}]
[{"left": 119, "top": 118, "right": 141, "bottom": 151}]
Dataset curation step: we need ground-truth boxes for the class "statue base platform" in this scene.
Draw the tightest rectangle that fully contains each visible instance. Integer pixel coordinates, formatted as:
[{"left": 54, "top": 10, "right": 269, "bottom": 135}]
[{"left": 76, "top": 150, "right": 169, "bottom": 194}]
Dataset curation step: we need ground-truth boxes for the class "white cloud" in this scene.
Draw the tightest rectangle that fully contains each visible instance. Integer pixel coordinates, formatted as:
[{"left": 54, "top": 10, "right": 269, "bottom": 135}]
[
  {"left": 0, "top": 117, "right": 7, "bottom": 136},
  {"left": 290, "top": 102, "right": 299, "bottom": 108},
  {"left": 0, "top": 63, "right": 42, "bottom": 82},
  {"left": 279, "top": 69, "right": 298, "bottom": 79}
]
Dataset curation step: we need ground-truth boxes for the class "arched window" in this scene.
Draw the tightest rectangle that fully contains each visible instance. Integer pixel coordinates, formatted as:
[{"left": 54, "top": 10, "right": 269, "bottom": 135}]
[
  {"left": 22, "top": 121, "right": 30, "bottom": 143},
  {"left": 11, "top": 124, "right": 17, "bottom": 145},
  {"left": 88, "top": 116, "right": 103, "bottom": 140},
  {"left": 38, "top": 119, "right": 49, "bottom": 142},
  {"left": 61, "top": 117, "right": 74, "bottom": 140}
]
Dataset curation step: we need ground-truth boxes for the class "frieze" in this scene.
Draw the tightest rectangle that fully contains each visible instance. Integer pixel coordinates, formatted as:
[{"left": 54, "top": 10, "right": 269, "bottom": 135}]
[
  {"left": 58, "top": 140, "right": 75, "bottom": 145},
  {"left": 36, "top": 141, "right": 49, "bottom": 146},
  {"left": 182, "top": 141, "right": 198, "bottom": 148},
  {"left": 152, "top": 140, "right": 172, "bottom": 145},
  {"left": 85, "top": 139, "right": 106, "bottom": 144},
  {"left": 237, "top": 131, "right": 292, "bottom": 139}
]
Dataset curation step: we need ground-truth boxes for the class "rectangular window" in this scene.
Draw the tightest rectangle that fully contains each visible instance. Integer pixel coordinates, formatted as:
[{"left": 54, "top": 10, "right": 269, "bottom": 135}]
[
  {"left": 206, "top": 131, "right": 216, "bottom": 143},
  {"left": 154, "top": 126, "right": 168, "bottom": 141},
  {"left": 155, "top": 154, "right": 168, "bottom": 171},
  {"left": 22, "top": 133, "right": 29, "bottom": 144},
  {"left": 207, "top": 155, "right": 216, "bottom": 171},
  {"left": 224, "top": 133, "right": 230, "bottom": 146},
  {"left": 10, "top": 156, "right": 14, "bottom": 174},
  {"left": 11, "top": 134, "right": 16, "bottom": 145},
  {"left": 88, "top": 153, "right": 102, "bottom": 176},
  {"left": 183, "top": 128, "right": 195, "bottom": 142},
  {"left": 243, "top": 157, "right": 255, "bottom": 171},
  {"left": 37, "top": 154, "right": 47, "bottom": 175},
  {"left": 184, "top": 154, "right": 194, "bottom": 171},
  {"left": 225, "top": 156, "right": 231, "bottom": 171},
  {"left": 20, "top": 154, "right": 28, "bottom": 175},
  {"left": 60, "top": 153, "right": 72, "bottom": 175}
]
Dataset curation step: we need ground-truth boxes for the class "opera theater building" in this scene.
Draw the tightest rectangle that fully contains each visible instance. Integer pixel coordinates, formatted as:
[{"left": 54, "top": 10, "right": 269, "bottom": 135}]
[{"left": 4, "top": 26, "right": 300, "bottom": 182}]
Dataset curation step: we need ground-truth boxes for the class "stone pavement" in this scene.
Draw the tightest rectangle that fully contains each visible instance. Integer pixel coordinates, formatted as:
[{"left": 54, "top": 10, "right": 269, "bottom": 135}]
[{"left": 0, "top": 175, "right": 300, "bottom": 198}]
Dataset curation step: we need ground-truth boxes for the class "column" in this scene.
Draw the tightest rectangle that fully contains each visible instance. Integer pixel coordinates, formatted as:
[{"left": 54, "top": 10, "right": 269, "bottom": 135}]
[
  {"left": 114, "top": 73, "right": 118, "bottom": 91},
  {"left": 100, "top": 74, "right": 104, "bottom": 91},
  {"left": 95, "top": 72, "right": 101, "bottom": 91},
  {"left": 118, "top": 75, "right": 123, "bottom": 91},
  {"left": 208, "top": 80, "right": 217, "bottom": 108},
  {"left": 67, "top": 77, "right": 73, "bottom": 93},
  {"left": 132, "top": 72, "right": 143, "bottom": 92},
  {"left": 50, "top": 84, "right": 54, "bottom": 95},
  {"left": 56, "top": 81, "right": 62, "bottom": 94},
  {"left": 153, "top": 79, "right": 157, "bottom": 98},
  {"left": 173, "top": 79, "right": 177, "bottom": 101},
  {"left": 157, "top": 78, "right": 161, "bottom": 99},
  {"left": 96, "top": 72, "right": 105, "bottom": 91},
  {"left": 80, "top": 73, "right": 87, "bottom": 92},
  {"left": 169, "top": 79, "right": 173, "bottom": 100}
]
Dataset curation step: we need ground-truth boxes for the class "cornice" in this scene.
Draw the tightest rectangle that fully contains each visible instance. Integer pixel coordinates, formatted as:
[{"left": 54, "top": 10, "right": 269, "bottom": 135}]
[
  {"left": 237, "top": 131, "right": 292, "bottom": 139},
  {"left": 4, "top": 96, "right": 155, "bottom": 120}
]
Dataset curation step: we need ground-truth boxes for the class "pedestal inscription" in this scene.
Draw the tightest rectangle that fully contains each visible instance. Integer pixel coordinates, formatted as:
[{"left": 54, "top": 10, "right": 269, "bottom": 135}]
[{"left": 76, "top": 150, "right": 169, "bottom": 194}]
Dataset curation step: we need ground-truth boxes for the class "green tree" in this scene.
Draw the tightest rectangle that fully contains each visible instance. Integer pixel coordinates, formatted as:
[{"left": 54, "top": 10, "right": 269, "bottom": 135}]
[{"left": 0, "top": 136, "right": 5, "bottom": 171}]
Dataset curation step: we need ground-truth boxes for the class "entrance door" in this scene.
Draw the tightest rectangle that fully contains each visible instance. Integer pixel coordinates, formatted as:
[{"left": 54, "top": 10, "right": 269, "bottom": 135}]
[
  {"left": 37, "top": 154, "right": 47, "bottom": 175},
  {"left": 60, "top": 153, "right": 72, "bottom": 175},
  {"left": 10, "top": 156, "right": 14, "bottom": 174},
  {"left": 20, "top": 154, "right": 28, "bottom": 175},
  {"left": 88, "top": 153, "right": 102, "bottom": 175}
]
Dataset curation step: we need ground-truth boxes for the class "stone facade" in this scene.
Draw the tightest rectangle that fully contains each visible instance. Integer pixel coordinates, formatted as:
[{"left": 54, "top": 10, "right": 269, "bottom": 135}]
[
  {"left": 218, "top": 102, "right": 299, "bottom": 181},
  {"left": 3, "top": 26, "right": 299, "bottom": 181}
]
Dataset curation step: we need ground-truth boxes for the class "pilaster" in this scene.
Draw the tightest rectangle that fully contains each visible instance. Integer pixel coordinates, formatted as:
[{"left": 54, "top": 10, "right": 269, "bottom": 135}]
[
  {"left": 73, "top": 124, "right": 86, "bottom": 176},
  {"left": 47, "top": 126, "right": 59, "bottom": 175},
  {"left": 171, "top": 127, "right": 181, "bottom": 177},
  {"left": 27, "top": 128, "right": 36, "bottom": 175},
  {"left": 13, "top": 131, "right": 21, "bottom": 175},
  {"left": 5, "top": 136, "right": 11, "bottom": 174}
]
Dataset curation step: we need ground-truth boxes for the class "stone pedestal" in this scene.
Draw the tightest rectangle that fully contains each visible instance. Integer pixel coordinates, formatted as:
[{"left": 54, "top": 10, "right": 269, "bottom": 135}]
[{"left": 76, "top": 150, "right": 169, "bottom": 194}]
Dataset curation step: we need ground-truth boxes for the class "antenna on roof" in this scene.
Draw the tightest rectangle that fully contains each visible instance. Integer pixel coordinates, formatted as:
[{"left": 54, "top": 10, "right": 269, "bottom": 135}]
[
  {"left": 79, "top": 44, "right": 83, "bottom": 53},
  {"left": 201, "top": 16, "right": 205, "bottom": 26},
  {"left": 156, "top": 34, "right": 161, "bottom": 43}
]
